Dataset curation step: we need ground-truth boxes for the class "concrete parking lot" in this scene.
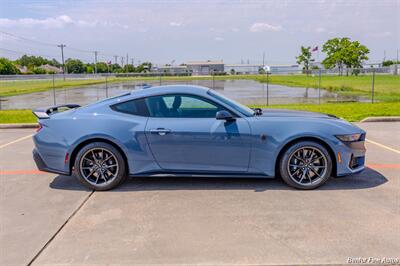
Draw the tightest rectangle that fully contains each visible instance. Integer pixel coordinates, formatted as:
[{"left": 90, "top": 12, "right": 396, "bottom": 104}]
[{"left": 1, "top": 122, "right": 399, "bottom": 265}]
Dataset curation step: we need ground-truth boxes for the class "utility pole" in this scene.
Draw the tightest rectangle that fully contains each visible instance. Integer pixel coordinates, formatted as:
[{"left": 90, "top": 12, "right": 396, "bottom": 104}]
[
  {"left": 131, "top": 58, "right": 134, "bottom": 66},
  {"left": 94, "top": 51, "right": 98, "bottom": 74},
  {"left": 121, "top": 57, "right": 124, "bottom": 67},
  {"left": 262, "top": 51, "right": 265, "bottom": 66},
  {"left": 114, "top": 55, "right": 118, "bottom": 65},
  {"left": 395, "top": 49, "right": 399, "bottom": 75},
  {"left": 126, "top": 53, "right": 129, "bottom": 67},
  {"left": 57, "top": 44, "right": 66, "bottom": 80}
]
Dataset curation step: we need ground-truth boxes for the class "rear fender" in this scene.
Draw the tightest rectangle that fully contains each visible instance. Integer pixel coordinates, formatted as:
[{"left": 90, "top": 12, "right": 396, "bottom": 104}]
[{"left": 68, "top": 134, "right": 130, "bottom": 174}]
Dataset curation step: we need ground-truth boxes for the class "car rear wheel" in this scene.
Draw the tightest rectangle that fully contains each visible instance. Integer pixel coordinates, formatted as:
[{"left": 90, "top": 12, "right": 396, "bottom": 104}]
[
  {"left": 279, "top": 141, "right": 332, "bottom": 189},
  {"left": 74, "top": 142, "right": 126, "bottom": 191}
]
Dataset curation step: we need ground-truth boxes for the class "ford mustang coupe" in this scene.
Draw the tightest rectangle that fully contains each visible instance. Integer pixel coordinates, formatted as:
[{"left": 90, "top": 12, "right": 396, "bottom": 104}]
[{"left": 32, "top": 85, "right": 366, "bottom": 190}]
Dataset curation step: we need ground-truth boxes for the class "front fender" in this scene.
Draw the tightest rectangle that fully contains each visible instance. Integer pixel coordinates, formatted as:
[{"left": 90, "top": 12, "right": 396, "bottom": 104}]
[{"left": 247, "top": 117, "right": 350, "bottom": 176}]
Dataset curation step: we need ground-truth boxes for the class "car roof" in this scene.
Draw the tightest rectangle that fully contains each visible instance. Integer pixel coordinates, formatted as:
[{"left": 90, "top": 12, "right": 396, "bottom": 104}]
[
  {"left": 129, "top": 85, "right": 211, "bottom": 99},
  {"left": 80, "top": 85, "right": 213, "bottom": 113}
]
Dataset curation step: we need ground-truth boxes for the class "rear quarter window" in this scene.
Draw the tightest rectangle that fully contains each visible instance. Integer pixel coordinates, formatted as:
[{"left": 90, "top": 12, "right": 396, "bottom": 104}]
[{"left": 111, "top": 98, "right": 149, "bottom": 116}]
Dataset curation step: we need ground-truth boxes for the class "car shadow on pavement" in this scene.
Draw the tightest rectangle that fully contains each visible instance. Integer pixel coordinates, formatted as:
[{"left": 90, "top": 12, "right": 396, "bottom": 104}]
[{"left": 50, "top": 167, "right": 387, "bottom": 192}]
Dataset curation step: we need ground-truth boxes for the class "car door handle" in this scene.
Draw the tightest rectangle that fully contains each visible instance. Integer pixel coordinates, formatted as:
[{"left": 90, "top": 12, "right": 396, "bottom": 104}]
[{"left": 150, "top": 128, "right": 171, "bottom": 135}]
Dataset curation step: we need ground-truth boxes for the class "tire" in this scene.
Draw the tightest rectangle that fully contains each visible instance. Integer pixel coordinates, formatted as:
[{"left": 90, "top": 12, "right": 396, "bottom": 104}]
[
  {"left": 279, "top": 141, "right": 332, "bottom": 190},
  {"left": 74, "top": 142, "right": 127, "bottom": 191}
]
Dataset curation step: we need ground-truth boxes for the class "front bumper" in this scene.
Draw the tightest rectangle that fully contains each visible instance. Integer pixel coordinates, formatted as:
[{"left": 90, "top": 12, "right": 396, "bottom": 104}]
[
  {"left": 33, "top": 148, "right": 69, "bottom": 175},
  {"left": 336, "top": 140, "right": 366, "bottom": 176}
]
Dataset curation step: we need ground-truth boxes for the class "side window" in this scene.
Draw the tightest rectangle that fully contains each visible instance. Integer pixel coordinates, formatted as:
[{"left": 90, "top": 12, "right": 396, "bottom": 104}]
[
  {"left": 111, "top": 98, "right": 149, "bottom": 116},
  {"left": 145, "top": 94, "right": 226, "bottom": 118}
]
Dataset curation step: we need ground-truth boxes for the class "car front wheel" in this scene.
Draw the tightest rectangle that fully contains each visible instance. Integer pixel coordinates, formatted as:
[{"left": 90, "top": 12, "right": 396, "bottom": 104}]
[
  {"left": 74, "top": 142, "right": 126, "bottom": 191},
  {"left": 279, "top": 141, "right": 332, "bottom": 189}
]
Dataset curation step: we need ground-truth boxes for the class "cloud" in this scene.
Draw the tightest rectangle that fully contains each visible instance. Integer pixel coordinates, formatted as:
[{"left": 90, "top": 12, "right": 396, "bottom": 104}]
[
  {"left": 249, "top": 22, "right": 282, "bottom": 32},
  {"left": 214, "top": 36, "right": 224, "bottom": 41},
  {"left": 169, "top": 22, "right": 182, "bottom": 27},
  {"left": 315, "top": 27, "right": 326, "bottom": 33},
  {"left": 371, "top": 31, "right": 392, "bottom": 38},
  {"left": 0, "top": 15, "right": 128, "bottom": 29}
]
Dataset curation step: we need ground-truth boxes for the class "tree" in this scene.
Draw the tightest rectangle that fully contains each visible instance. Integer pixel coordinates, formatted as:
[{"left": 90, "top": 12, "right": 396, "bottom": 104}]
[
  {"left": 65, "top": 59, "right": 85, "bottom": 73},
  {"left": 95, "top": 62, "right": 109, "bottom": 73},
  {"left": 31, "top": 67, "right": 47, "bottom": 74},
  {"left": 110, "top": 63, "right": 122, "bottom": 73},
  {"left": 322, "top": 37, "right": 369, "bottom": 75},
  {"left": 136, "top": 62, "right": 152, "bottom": 73},
  {"left": 48, "top": 58, "right": 61, "bottom": 67},
  {"left": 15, "top": 55, "right": 59, "bottom": 68},
  {"left": 123, "top": 64, "right": 135, "bottom": 73},
  {"left": 296, "top": 46, "right": 312, "bottom": 74},
  {"left": 382, "top": 60, "right": 400, "bottom": 67},
  {"left": 0, "top": 58, "right": 20, "bottom": 74},
  {"left": 85, "top": 65, "right": 94, "bottom": 74}
]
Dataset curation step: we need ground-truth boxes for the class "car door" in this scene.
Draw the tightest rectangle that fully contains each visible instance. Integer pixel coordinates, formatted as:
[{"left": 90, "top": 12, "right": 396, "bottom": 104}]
[{"left": 144, "top": 94, "right": 252, "bottom": 172}]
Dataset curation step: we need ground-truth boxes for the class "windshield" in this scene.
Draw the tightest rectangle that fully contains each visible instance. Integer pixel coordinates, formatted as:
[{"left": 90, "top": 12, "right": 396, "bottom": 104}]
[{"left": 207, "top": 90, "right": 255, "bottom": 117}]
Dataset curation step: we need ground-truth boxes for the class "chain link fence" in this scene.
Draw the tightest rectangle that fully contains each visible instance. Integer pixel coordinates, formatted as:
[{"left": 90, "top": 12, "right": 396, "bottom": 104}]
[{"left": 0, "top": 67, "right": 398, "bottom": 110}]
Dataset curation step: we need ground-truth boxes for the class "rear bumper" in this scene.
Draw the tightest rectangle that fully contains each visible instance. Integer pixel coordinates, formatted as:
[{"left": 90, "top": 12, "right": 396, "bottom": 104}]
[{"left": 33, "top": 148, "right": 70, "bottom": 175}]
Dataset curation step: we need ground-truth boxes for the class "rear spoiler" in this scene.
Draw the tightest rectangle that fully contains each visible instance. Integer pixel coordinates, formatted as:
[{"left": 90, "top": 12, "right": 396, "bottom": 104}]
[{"left": 32, "top": 104, "right": 81, "bottom": 119}]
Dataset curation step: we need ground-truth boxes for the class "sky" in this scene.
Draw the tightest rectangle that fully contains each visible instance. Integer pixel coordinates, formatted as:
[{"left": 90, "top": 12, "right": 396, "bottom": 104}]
[{"left": 0, "top": 0, "right": 398, "bottom": 65}]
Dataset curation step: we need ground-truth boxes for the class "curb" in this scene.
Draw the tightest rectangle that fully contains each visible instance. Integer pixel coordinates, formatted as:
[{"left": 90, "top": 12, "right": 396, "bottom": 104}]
[
  {"left": 360, "top": 116, "right": 400, "bottom": 123},
  {"left": 0, "top": 123, "right": 38, "bottom": 129}
]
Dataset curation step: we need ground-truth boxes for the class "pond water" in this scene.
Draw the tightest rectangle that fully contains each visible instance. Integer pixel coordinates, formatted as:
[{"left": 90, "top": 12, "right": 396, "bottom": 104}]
[{"left": 0, "top": 79, "right": 368, "bottom": 110}]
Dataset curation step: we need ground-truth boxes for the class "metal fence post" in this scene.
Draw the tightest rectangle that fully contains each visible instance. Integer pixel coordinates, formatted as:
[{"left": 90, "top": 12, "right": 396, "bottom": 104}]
[
  {"left": 371, "top": 69, "right": 375, "bottom": 103},
  {"left": 318, "top": 69, "right": 321, "bottom": 104},
  {"left": 105, "top": 75, "right": 108, "bottom": 98},
  {"left": 212, "top": 72, "right": 215, "bottom": 89},
  {"left": 52, "top": 73, "right": 56, "bottom": 105},
  {"left": 159, "top": 74, "right": 162, "bottom": 85},
  {"left": 266, "top": 72, "right": 269, "bottom": 106}
]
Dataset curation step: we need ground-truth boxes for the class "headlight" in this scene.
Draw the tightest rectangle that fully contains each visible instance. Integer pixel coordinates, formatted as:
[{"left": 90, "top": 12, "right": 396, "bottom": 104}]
[{"left": 336, "top": 133, "right": 362, "bottom": 142}]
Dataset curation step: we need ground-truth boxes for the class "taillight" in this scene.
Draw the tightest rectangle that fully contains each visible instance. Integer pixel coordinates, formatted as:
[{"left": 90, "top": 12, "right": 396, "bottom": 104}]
[
  {"left": 36, "top": 123, "right": 43, "bottom": 132},
  {"left": 64, "top": 152, "right": 69, "bottom": 164}
]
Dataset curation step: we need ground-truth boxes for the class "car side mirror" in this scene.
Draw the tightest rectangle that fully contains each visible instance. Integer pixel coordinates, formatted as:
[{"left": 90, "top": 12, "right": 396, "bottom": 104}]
[{"left": 216, "top": 110, "right": 235, "bottom": 121}]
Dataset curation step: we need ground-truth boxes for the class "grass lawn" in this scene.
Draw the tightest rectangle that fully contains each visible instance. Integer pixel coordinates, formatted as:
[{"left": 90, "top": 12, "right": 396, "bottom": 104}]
[
  {"left": 1, "top": 102, "right": 399, "bottom": 124},
  {"left": 0, "top": 110, "right": 37, "bottom": 123},
  {"left": 250, "top": 102, "right": 400, "bottom": 121},
  {"left": 234, "top": 74, "right": 400, "bottom": 102},
  {"left": 1, "top": 74, "right": 399, "bottom": 101},
  {"left": 0, "top": 77, "right": 138, "bottom": 97}
]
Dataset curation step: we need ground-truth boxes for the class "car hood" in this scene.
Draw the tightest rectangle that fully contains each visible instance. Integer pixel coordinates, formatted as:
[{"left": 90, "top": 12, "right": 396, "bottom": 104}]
[{"left": 259, "top": 109, "right": 338, "bottom": 119}]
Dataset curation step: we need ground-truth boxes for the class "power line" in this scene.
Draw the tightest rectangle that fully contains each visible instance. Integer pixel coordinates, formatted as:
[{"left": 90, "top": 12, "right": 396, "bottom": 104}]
[
  {"left": 65, "top": 46, "right": 93, "bottom": 54},
  {"left": 0, "top": 30, "right": 57, "bottom": 47},
  {"left": 0, "top": 47, "right": 59, "bottom": 59},
  {"left": 0, "top": 30, "right": 125, "bottom": 59}
]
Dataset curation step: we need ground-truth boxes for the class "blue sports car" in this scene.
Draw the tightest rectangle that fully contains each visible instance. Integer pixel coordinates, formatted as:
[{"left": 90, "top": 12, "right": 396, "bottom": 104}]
[{"left": 32, "top": 85, "right": 366, "bottom": 190}]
